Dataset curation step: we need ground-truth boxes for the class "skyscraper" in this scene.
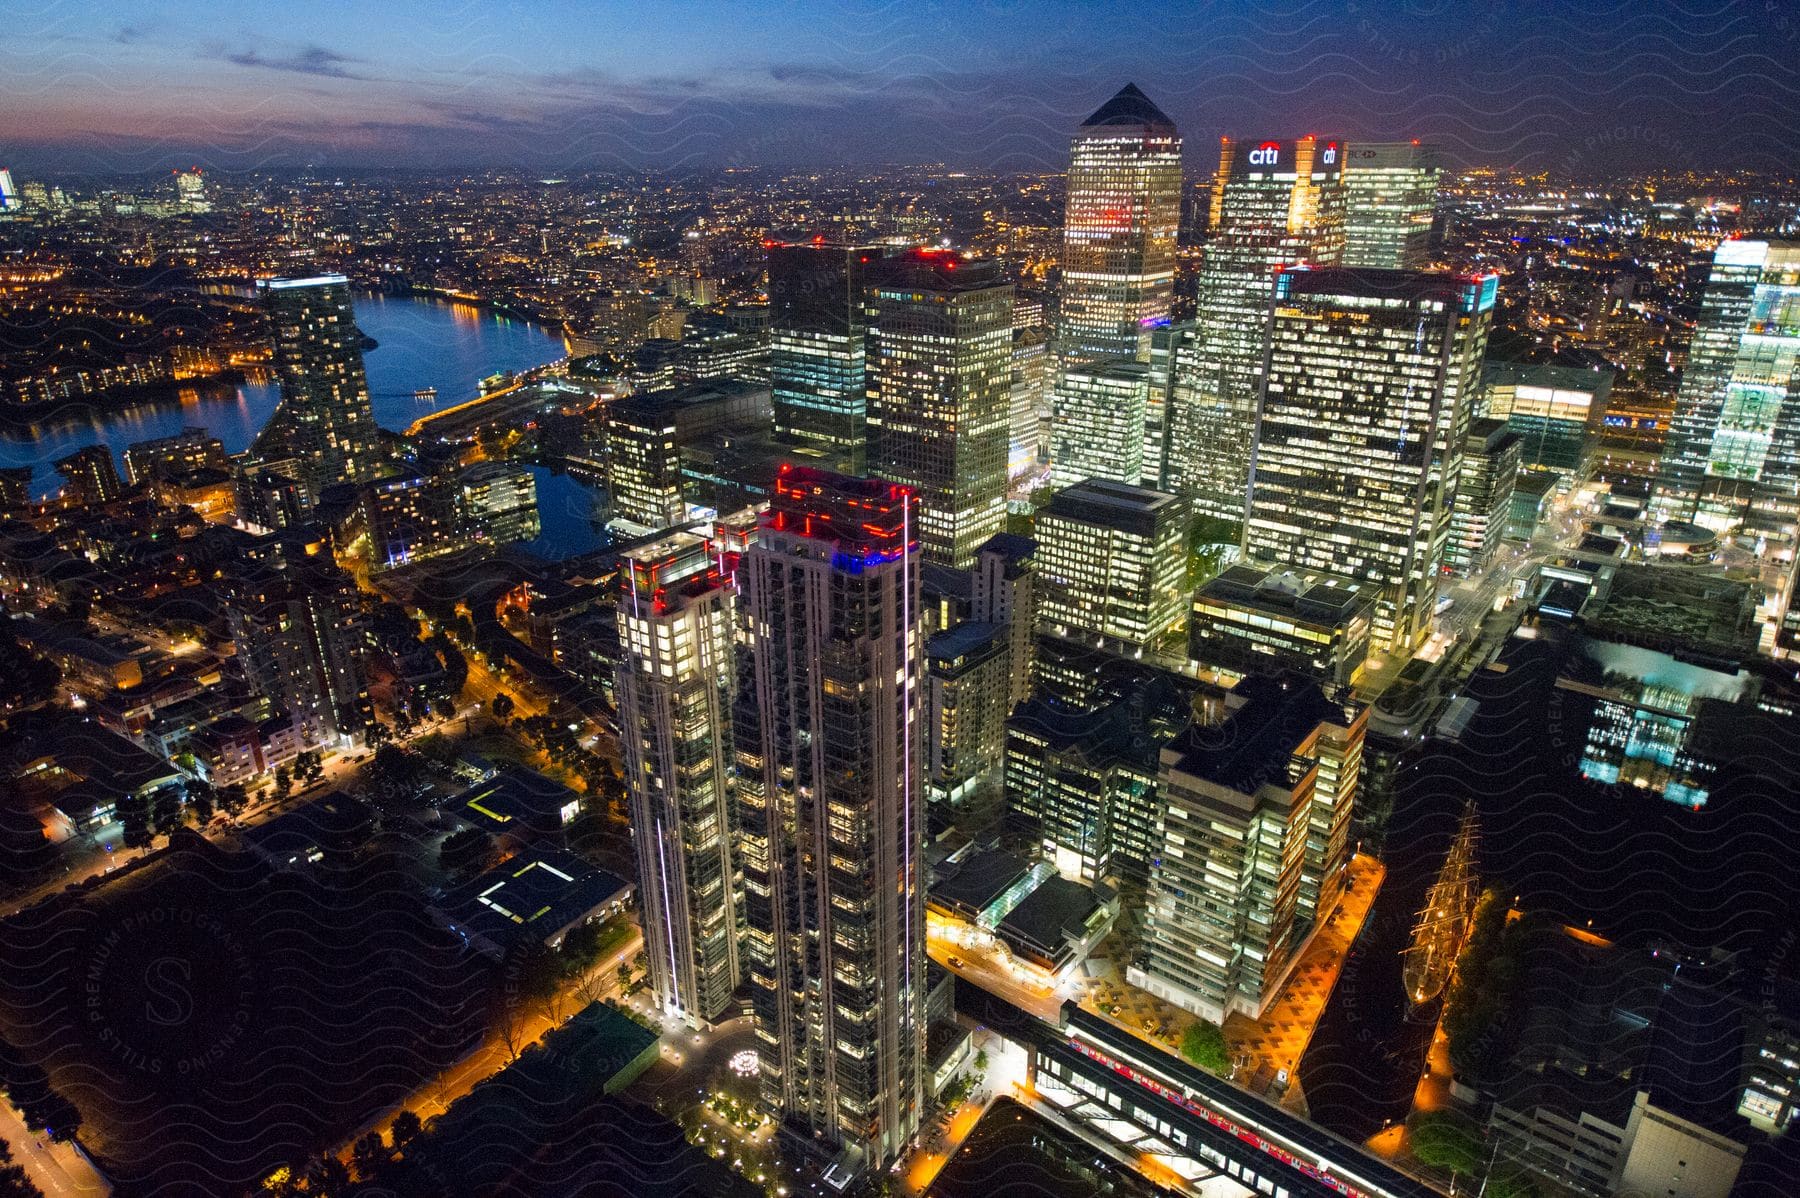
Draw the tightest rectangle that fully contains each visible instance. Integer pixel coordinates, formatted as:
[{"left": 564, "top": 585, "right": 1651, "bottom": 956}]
[
  {"left": 768, "top": 240, "right": 874, "bottom": 470},
  {"left": 52, "top": 446, "right": 123, "bottom": 505},
  {"left": 1035, "top": 478, "right": 1189, "bottom": 653},
  {"left": 222, "top": 561, "right": 366, "bottom": 747},
  {"left": 1058, "top": 84, "right": 1182, "bottom": 365},
  {"left": 866, "top": 251, "right": 1012, "bottom": 569},
  {"left": 1049, "top": 360, "right": 1150, "bottom": 487},
  {"left": 737, "top": 466, "right": 925, "bottom": 1175},
  {"left": 0, "top": 168, "right": 18, "bottom": 212},
  {"left": 1652, "top": 240, "right": 1800, "bottom": 549},
  {"left": 252, "top": 275, "right": 384, "bottom": 500},
  {"left": 1341, "top": 141, "right": 1439, "bottom": 270},
  {"left": 1131, "top": 676, "right": 1364, "bottom": 1023},
  {"left": 1170, "top": 136, "right": 1346, "bottom": 519},
  {"left": 616, "top": 531, "right": 743, "bottom": 1026},
  {"left": 1447, "top": 417, "right": 1522, "bottom": 577},
  {"left": 1243, "top": 267, "right": 1495, "bottom": 654}
]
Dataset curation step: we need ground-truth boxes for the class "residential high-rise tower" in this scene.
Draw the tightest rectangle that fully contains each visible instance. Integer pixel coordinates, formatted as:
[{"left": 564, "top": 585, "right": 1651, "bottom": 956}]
[
  {"left": 737, "top": 466, "right": 925, "bottom": 1175},
  {"left": 252, "top": 275, "right": 384, "bottom": 500},
  {"left": 616, "top": 531, "right": 744, "bottom": 1026}
]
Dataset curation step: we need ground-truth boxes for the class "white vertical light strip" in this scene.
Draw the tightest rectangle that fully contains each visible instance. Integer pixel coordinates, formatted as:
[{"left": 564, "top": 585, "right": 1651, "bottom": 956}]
[
  {"left": 654, "top": 814, "right": 681, "bottom": 1019},
  {"left": 900, "top": 490, "right": 915, "bottom": 1106}
]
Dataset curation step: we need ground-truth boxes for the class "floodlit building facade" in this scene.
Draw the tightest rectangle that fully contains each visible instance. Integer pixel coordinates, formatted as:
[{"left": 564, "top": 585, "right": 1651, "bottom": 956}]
[
  {"left": 737, "top": 467, "right": 926, "bottom": 1176},
  {"left": 1243, "top": 267, "right": 1496, "bottom": 654},
  {"left": 616, "top": 531, "right": 744, "bottom": 1026},
  {"left": 1058, "top": 84, "right": 1182, "bottom": 365}
]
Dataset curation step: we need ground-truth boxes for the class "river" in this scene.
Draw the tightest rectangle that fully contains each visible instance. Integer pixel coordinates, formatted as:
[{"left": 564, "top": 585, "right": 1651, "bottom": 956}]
[{"left": 0, "top": 291, "right": 570, "bottom": 499}]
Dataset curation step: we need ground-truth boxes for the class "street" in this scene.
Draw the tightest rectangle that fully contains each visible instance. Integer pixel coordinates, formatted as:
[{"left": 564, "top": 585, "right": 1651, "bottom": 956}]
[{"left": 0, "top": 1100, "right": 108, "bottom": 1198}]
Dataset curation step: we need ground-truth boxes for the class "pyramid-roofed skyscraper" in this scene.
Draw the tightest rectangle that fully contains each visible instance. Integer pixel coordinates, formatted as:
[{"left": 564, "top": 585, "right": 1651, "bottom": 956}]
[{"left": 1057, "top": 84, "right": 1183, "bottom": 367}]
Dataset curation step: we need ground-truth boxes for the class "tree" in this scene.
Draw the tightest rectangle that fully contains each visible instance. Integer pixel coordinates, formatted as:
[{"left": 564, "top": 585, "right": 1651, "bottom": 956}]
[
  {"left": 273, "top": 767, "right": 293, "bottom": 800},
  {"left": 389, "top": 1109, "right": 423, "bottom": 1151},
  {"left": 116, "top": 789, "right": 153, "bottom": 849},
  {"left": 187, "top": 780, "right": 216, "bottom": 825},
  {"left": 350, "top": 1131, "right": 390, "bottom": 1182},
  {"left": 217, "top": 782, "right": 248, "bottom": 815},
  {"left": 364, "top": 718, "right": 392, "bottom": 750},
  {"left": 1409, "top": 1110, "right": 1484, "bottom": 1176},
  {"left": 1179, "top": 1020, "right": 1228, "bottom": 1074},
  {"left": 490, "top": 692, "right": 515, "bottom": 722},
  {"left": 439, "top": 827, "right": 493, "bottom": 875},
  {"left": 431, "top": 696, "right": 456, "bottom": 721},
  {"left": 303, "top": 1153, "right": 351, "bottom": 1196}
]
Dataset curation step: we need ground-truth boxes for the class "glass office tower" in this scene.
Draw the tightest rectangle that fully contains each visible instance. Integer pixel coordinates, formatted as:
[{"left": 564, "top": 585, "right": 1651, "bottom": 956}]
[
  {"left": 1243, "top": 267, "right": 1496, "bottom": 654},
  {"left": 866, "top": 252, "right": 1013, "bottom": 568},
  {"left": 1059, "top": 84, "right": 1183, "bottom": 365},
  {"left": 768, "top": 240, "right": 876, "bottom": 471},
  {"left": 1653, "top": 239, "right": 1800, "bottom": 547},
  {"left": 1171, "top": 137, "right": 1345, "bottom": 521},
  {"left": 1341, "top": 141, "right": 1440, "bottom": 270}
]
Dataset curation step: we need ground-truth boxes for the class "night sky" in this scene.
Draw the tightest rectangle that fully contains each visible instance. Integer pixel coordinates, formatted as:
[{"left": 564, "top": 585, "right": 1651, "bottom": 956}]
[{"left": 4, "top": 0, "right": 1796, "bottom": 176}]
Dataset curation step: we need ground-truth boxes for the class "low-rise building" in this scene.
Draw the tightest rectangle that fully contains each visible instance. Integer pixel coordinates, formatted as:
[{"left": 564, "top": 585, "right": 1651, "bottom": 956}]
[{"left": 1189, "top": 564, "right": 1374, "bottom": 689}]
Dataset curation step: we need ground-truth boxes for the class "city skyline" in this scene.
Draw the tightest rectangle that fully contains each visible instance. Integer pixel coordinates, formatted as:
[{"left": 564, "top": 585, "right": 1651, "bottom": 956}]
[
  {"left": 4, "top": 13, "right": 1800, "bottom": 1196},
  {"left": 4, "top": 1, "right": 1797, "bottom": 175}
]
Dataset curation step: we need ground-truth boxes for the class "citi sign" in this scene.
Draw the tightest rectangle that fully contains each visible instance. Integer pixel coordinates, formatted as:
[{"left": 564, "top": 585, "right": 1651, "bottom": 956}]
[{"left": 1248, "top": 141, "right": 1283, "bottom": 166}]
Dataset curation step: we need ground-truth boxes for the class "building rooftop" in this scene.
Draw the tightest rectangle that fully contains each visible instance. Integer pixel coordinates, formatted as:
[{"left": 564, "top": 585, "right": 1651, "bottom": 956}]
[
  {"left": 926, "top": 620, "right": 1005, "bottom": 665},
  {"left": 1582, "top": 564, "right": 1759, "bottom": 662},
  {"left": 1200, "top": 564, "right": 1372, "bottom": 626},
  {"left": 1006, "top": 689, "right": 1163, "bottom": 772},
  {"left": 1079, "top": 83, "right": 1177, "bottom": 134},
  {"left": 998, "top": 875, "right": 1111, "bottom": 955},
  {"left": 977, "top": 531, "right": 1037, "bottom": 567},
  {"left": 1041, "top": 478, "right": 1182, "bottom": 536},
  {"left": 445, "top": 848, "right": 631, "bottom": 952},
  {"left": 929, "top": 848, "right": 1033, "bottom": 917},
  {"left": 1166, "top": 673, "right": 1351, "bottom": 794},
  {"left": 1276, "top": 265, "right": 1497, "bottom": 312},
  {"left": 454, "top": 764, "right": 581, "bottom": 840}
]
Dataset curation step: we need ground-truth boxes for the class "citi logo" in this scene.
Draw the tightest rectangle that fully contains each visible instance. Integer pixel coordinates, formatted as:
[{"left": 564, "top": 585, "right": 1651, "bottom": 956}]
[
  {"left": 1321, "top": 142, "right": 1338, "bottom": 164},
  {"left": 1248, "top": 142, "right": 1281, "bottom": 166}
]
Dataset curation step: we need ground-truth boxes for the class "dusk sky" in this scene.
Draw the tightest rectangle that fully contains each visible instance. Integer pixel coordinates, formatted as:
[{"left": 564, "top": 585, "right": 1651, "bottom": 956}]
[{"left": 4, "top": 0, "right": 1797, "bottom": 176}]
